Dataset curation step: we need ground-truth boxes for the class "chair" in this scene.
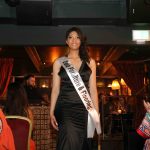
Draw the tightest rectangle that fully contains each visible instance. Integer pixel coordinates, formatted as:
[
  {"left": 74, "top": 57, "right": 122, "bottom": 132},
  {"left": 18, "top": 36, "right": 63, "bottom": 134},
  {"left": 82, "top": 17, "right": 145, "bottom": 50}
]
[{"left": 6, "top": 116, "right": 32, "bottom": 150}]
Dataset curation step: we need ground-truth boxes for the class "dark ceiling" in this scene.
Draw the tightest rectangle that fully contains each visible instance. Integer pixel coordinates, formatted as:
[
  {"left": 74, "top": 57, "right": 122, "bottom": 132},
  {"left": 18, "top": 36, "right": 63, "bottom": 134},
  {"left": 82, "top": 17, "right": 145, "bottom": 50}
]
[
  {"left": 0, "top": 0, "right": 127, "bottom": 25},
  {"left": 0, "top": 45, "right": 150, "bottom": 78}
]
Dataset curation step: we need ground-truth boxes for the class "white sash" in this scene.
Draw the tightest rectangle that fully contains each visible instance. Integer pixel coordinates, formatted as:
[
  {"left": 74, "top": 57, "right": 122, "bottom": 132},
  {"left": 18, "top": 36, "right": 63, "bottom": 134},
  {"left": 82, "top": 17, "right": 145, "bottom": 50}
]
[{"left": 59, "top": 57, "right": 101, "bottom": 138}]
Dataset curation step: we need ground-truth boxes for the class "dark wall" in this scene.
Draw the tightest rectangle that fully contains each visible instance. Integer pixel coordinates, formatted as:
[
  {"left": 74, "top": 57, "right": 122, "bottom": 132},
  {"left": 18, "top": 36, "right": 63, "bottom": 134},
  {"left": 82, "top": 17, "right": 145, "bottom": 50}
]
[
  {"left": 0, "top": 24, "right": 133, "bottom": 45},
  {"left": 0, "top": 0, "right": 149, "bottom": 46}
]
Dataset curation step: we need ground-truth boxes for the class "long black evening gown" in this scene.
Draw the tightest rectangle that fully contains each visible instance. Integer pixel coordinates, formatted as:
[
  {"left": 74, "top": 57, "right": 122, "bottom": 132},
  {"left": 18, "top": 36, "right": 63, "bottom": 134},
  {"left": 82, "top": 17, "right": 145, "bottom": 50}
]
[{"left": 55, "top": 61, "right": 92, "bottom": 150}]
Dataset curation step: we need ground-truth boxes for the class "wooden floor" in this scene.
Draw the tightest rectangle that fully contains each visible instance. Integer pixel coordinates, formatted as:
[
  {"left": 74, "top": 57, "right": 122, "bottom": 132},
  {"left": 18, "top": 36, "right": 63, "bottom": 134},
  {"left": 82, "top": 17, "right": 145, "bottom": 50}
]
[
  {"left": 93, "top": 130, "right": 146, "bottom": 150},
  {"left": 92, "top": 134, "right": 124, "bottom": 150},
  {"left": 101, "top": 135, "right": 124, "bottom": 150}
]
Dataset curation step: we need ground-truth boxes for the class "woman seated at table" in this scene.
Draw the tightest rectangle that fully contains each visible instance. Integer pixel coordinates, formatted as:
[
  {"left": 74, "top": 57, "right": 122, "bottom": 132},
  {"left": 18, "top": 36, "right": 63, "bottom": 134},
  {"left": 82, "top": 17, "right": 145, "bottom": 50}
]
[{"left": 4, "top": 82, "right": 36, "bottom": 150}]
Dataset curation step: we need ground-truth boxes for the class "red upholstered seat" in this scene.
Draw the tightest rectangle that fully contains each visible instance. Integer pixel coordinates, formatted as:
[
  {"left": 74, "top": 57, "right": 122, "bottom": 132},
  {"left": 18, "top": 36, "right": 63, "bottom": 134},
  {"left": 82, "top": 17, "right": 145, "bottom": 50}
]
[{"left": 6, "top": 116, "right": 32, "bottom": 150}]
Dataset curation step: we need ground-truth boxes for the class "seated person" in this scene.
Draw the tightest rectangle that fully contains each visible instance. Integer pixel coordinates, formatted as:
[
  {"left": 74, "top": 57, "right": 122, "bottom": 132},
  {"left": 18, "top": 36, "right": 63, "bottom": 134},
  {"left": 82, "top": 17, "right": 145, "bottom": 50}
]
[
  {"left": 4, "top": 82, "right": 36, "bottom": 150},
  {"left": 137, "top": 100, "right": 150, "bottom": 150},
  {"left": 0, "top": 108, "right": 15, "bottom": 150},
  {"left": 24, "top": 74, "right": 42, "bottom": 104}
]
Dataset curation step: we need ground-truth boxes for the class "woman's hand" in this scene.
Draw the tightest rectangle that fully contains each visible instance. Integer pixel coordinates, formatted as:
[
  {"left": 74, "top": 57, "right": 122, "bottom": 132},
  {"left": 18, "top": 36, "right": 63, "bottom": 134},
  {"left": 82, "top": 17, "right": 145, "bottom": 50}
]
[
  {"left": 50, "top": 113, "right": 58, "bottom": 131},
  {"left": 144, "top": 100, "right": 150, "bottom": 113}
]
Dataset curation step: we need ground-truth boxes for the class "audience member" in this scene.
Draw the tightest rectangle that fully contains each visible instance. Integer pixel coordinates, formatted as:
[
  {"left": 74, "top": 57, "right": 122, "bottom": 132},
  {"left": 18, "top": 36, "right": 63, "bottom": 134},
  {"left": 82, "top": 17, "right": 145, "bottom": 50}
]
[
  {"left": 4, "top": 82, "right": 36, "bottom": 150},
  {"left": 24, "top": 74, "right": 42, "bottom": 104},
  {"left": 136, "top": 100, "right": 150, "bottom": 150},
  {"left": 41, "top": 93, "right": 50, "bottom": 105},
  {"left": 0, "top": 108, "right": 15, "bottom": 150}
]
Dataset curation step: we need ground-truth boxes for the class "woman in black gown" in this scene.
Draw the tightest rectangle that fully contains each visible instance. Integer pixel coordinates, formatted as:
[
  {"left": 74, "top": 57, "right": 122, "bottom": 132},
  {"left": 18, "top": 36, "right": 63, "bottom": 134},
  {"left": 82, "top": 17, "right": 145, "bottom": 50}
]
[{"left": 50, "top": 27, "right": 99, "bottom": 150}]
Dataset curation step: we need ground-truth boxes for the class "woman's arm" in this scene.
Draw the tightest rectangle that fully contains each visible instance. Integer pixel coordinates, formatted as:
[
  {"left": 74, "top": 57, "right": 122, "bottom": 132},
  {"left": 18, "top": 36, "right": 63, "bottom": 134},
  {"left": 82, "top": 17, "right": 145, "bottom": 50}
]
[
  {"left": 50, "top": 59, "right": 61, "bottom": 130},
  {"left": 89, "top": 58, "right": 99, "bottom": 113}
]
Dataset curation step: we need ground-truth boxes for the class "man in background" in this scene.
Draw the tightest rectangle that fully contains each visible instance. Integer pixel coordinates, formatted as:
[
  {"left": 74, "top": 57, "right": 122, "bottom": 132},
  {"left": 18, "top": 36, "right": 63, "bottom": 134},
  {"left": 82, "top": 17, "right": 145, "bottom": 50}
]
[
  {"left": 24, "top": 74, "right": 42, "bottom": 104},
  {"left": 25, "top": 74, "right": 36, "bottom": 89}
]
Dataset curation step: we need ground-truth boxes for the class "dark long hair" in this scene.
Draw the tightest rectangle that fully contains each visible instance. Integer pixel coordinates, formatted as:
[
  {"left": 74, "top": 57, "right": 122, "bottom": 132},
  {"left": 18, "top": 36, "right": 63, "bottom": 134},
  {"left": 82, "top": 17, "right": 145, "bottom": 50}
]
[
  {"left": 5, "top": 82, "right": 29, "bottom": 116},
  {"left": 65, "top": 27, "right": 90, "bottom": 63}
]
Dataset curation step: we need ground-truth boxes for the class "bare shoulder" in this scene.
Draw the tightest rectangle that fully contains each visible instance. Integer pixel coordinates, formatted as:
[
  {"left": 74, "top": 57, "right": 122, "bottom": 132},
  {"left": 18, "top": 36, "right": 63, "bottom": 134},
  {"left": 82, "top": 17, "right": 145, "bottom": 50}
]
[
  {"left": 53, "top": 57, "right": 60, "bottom": 65},
  {"left": 53, "top": 57, "right": 62, "bottom": 68}
]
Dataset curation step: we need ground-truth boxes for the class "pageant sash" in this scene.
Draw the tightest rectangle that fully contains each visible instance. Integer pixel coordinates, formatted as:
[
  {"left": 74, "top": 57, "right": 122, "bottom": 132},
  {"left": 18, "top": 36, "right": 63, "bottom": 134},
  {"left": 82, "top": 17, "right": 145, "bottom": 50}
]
[{"left": 59, "top": 57, "right": 101, "bottom": 138}]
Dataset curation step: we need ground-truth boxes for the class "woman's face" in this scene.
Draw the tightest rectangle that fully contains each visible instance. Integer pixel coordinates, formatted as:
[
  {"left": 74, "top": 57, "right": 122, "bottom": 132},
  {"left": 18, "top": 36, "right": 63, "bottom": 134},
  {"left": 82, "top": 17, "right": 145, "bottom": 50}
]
[{"left": 66, "top": 31, "right": 81, "bottom": 51}]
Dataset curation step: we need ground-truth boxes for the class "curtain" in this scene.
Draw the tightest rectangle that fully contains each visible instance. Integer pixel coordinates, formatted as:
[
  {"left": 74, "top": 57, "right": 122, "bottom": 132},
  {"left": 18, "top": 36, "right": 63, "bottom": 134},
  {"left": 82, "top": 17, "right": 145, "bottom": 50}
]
[
  {"left": 112, "top": 61, "right": 145, "bottom": 128},
  {"left": 0, "top": 58, "right": 14, "bottom": 98},
  {"left": 112, "top": 61, "right": 145, "bottom": 95}
]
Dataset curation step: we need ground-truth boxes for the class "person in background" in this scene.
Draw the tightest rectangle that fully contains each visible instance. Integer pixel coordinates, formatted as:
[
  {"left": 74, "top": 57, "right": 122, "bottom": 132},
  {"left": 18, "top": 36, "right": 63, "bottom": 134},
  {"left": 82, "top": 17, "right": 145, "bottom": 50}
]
[
  {"left": 24, "top": 74, "right": 39, "bottom": 104},
  {"left": 41, "top": 93, "right": 50, "bottom": 106},
  {"left": 25, "top": 74, "right": 36, "bottom": 88},
  {"left": 4, "top": 82, "right": 36, "bottom": 150},
  {"left": 136, "top": 100, "right": 150, "bottom": 150},
  {"left": 50, "top": 27, "right": 101, "bottom": 150},
  {"left": 0, "top": 108, "right": 15, "bottom": 150}
]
